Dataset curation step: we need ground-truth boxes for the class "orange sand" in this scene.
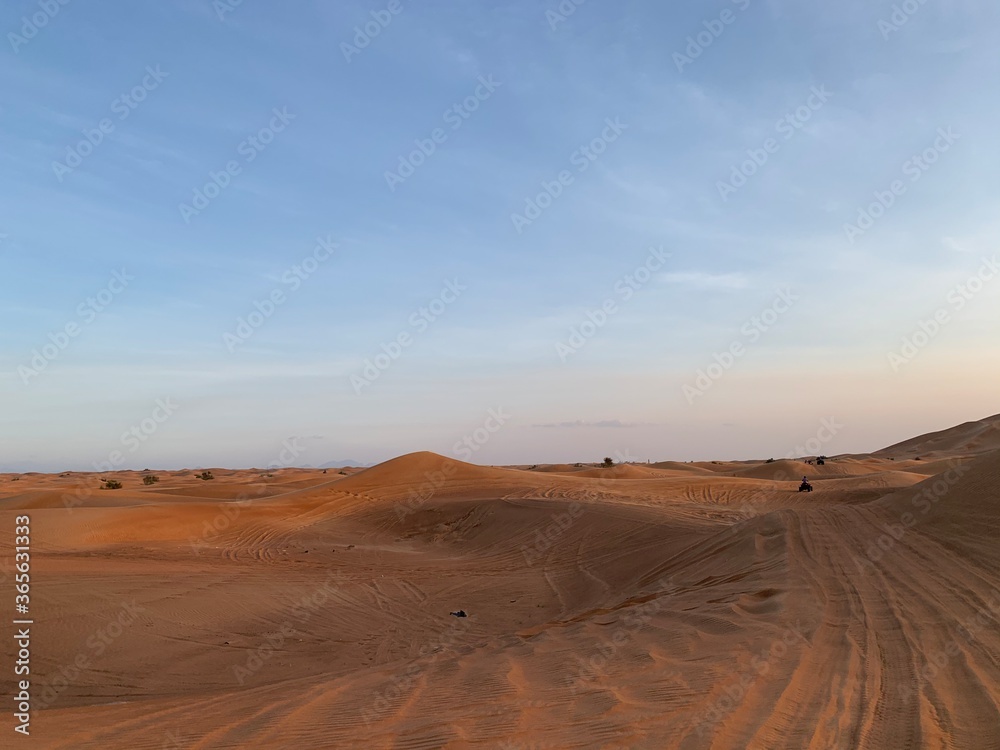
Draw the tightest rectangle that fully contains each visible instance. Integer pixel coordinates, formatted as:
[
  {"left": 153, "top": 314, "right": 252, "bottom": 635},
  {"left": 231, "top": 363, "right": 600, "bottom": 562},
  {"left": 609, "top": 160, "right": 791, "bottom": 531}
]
[{"left": 1, "top": 417, "right": 999, "bottom": 748}]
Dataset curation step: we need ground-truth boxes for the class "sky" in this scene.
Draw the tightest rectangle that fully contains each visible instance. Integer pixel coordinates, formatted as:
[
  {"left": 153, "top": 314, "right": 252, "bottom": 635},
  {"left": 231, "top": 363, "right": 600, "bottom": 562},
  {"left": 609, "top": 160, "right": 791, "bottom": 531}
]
[{"left": 2, "top": 0, "right": 999, "bottom": 472}]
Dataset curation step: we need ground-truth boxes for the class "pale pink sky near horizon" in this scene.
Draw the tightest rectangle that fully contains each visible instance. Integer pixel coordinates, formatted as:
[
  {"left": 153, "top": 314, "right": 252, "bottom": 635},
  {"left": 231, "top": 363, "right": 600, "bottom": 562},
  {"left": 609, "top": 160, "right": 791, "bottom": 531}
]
[{"left": 5, "top": 359, "right": 996, "bottom": 472}]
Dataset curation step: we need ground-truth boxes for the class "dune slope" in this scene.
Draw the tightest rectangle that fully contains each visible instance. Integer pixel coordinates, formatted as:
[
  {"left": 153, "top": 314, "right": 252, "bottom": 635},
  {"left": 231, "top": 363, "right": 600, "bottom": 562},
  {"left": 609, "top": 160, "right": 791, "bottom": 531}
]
[{"left": 1, "top": 436, "right": 998, "bottom": 748}]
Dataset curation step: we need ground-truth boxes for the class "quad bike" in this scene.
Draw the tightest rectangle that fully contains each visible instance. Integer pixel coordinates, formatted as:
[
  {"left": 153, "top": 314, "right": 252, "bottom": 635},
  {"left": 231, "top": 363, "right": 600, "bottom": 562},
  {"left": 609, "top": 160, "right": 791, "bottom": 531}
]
[{"left": 798, "top": 481, "right": 814, "bottom": 492}]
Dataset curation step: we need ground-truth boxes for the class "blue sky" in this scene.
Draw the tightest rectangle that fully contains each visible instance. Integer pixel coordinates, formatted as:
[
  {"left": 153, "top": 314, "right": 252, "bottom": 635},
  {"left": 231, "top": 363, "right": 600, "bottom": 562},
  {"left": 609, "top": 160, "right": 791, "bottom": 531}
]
[{"left": 2, "top": 0, "right": 999, "bottom": 471}]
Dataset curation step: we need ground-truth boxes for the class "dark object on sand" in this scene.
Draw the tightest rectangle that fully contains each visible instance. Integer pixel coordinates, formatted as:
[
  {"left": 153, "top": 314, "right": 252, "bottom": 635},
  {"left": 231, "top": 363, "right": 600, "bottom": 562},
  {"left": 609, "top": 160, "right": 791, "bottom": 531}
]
[
  {"left": 799, "top": 481, "right": 814, "bottom": 493},
  {"left": 450, "top": 610, "right": 467, "bottom": 618}
]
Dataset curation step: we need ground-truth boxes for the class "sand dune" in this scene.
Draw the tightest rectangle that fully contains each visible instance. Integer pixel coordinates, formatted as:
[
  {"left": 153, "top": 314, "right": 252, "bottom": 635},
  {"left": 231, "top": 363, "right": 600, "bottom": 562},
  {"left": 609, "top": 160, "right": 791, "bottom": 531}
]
[
  {"left": 2, "top": 419, "right": 999, "bottom": 748},
  {"left": 877, "top": 413, "right": 1000, "bottom": 458},
  {"left": 560, "top": 465, "right": 684, "bottom": 480},
  {"left": 731, "top": 458, "right": 885, "bottom": 480},
  {"left": 649, "top": 461, "right": 718, "bottom": 475}
]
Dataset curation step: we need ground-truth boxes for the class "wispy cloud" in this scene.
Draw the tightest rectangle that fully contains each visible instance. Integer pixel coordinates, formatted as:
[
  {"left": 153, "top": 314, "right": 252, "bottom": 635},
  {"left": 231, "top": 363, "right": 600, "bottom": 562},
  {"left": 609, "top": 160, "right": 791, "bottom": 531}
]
[
  {"left": 533, "top": 420, "right": 649, "bottom": 429},
  {"left": 659, "top": 271, "right": 749, "bottom": 290},
  {"left": 2, "top": 1, "right": 997, "bottom": 469}
]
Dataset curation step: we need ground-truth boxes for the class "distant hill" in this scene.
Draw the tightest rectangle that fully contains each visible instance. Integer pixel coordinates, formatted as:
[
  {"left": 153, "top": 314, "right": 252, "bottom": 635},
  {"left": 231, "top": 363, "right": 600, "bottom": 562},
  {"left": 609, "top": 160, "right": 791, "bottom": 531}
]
[
  {"left": 876, "top": 413, "right": 1000, "bottom": 458},
  {"left": 317, "top": 459, "right": 372, "bottom": 469}
]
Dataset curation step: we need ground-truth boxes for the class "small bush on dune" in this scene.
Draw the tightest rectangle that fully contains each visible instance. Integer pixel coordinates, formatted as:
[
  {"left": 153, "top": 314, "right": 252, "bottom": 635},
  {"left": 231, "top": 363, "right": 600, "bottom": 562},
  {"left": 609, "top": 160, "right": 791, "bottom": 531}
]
[
  {"left": 602, "top": 457, "right": 614, "bottom": 468},
  {"left": 102, "top": 480, "right": 123, "bottom": 490},
  {"left": 143, "top": 475, "right": 160, "bottom": 485},
  {"left": 197, "top": 471, "right": 215, "bottom": 481}
]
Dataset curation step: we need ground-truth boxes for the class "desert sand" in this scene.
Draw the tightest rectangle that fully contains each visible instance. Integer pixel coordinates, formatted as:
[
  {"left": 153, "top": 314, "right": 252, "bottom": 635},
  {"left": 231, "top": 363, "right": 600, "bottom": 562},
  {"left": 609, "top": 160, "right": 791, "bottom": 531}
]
[{"left": 2, "top": 415, "right": 1000, "bottom": 749}]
